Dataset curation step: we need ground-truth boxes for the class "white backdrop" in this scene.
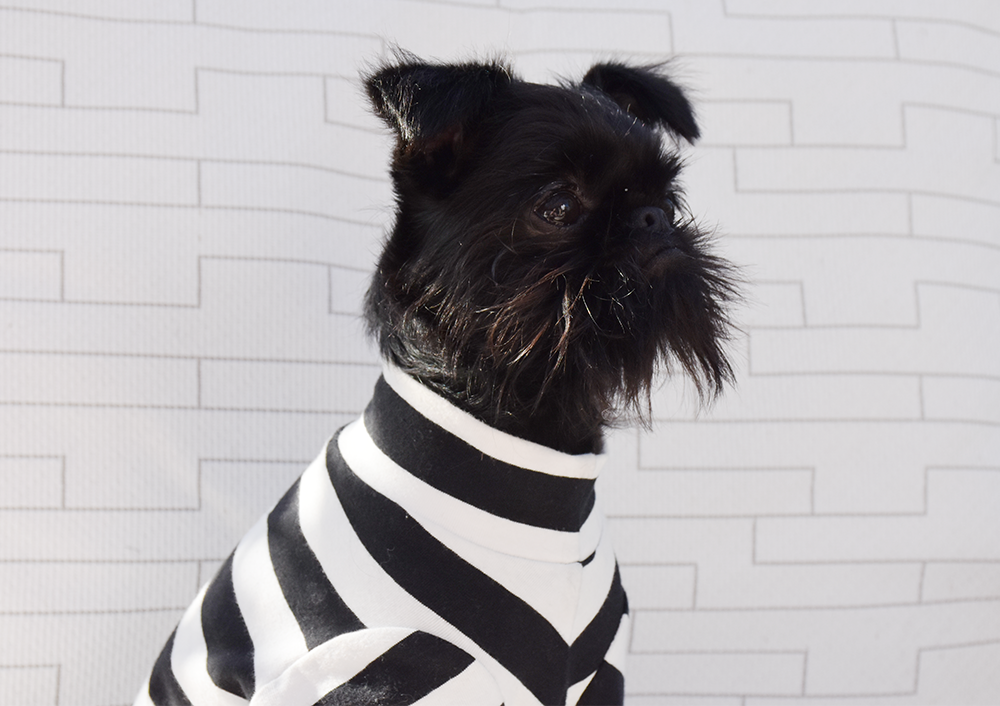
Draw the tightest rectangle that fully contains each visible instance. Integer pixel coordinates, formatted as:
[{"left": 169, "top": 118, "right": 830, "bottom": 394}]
[{"left": 1, "top": 1, "right": 999, "bottom": 704}]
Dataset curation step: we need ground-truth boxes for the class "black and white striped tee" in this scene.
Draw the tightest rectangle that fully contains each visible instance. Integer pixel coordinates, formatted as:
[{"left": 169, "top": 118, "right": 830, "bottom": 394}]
[{"left": 135, "top": 365, "right": 629, "bottom": 706}]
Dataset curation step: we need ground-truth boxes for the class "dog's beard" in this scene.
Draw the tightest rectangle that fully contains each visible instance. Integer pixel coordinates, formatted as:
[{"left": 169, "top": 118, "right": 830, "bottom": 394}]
[{"left": 368, "top": 218, "right": 737, "bottom": 451}]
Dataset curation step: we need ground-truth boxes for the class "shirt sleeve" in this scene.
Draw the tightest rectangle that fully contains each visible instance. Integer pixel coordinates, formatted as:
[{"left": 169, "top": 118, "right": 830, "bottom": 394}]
[{"left": 248, "top": 627, "right": 503, "bottom": 706}]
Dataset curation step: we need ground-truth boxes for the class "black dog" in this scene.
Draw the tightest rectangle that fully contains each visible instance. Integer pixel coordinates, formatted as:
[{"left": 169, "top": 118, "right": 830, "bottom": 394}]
[
  {"left": 136, "top": 53, "right": 736, "bottom": 706},
  {"left": 365, "top": 54, "right": 735, "bottom": 456}
]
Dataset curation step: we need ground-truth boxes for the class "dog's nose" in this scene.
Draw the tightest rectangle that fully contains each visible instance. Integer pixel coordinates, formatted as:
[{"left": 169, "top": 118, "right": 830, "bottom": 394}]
[{"left": 630, "top": 206, "right": 673, "bottom": 233}]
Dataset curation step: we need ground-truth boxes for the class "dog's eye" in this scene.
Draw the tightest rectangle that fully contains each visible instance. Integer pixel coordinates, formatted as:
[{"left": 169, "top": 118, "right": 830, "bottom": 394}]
[{"left": 537, "top": 192, "right": 582, "bottom": 226}]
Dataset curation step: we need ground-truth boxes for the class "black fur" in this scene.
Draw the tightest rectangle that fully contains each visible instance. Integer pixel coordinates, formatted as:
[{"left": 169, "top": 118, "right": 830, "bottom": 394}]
[{"left": 364, "top": 53, "right": 737, "bottom": 454}]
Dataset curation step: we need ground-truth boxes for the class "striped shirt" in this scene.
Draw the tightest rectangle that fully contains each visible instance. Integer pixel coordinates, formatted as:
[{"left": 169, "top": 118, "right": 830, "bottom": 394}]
[{"left": 136, "top": 365, "right": 629, "bottom": 706}]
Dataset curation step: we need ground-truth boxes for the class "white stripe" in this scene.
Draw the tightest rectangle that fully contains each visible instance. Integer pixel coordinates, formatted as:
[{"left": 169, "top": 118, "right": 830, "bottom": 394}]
[
  {"left": 566, "top": 670, "right": 596, "bottom": 706},
  {"left": 295, "top": 440, "right": 544, "bottom": 706},
  {"left": 405, "top": 512, "right": 619, "bottom": 644},
  {"left": 170, "top": 584, "right": 248, "bottom": 706},
  {"left": 230, "top": 508, "right": 308, "bottom": 690},
  {"left": 604, "top": 612, "right": 632, "bottom": 675},
  {"left": 341, "top": 416, "right": 602, "bottom": 564},
  {"left": 407, "top": 516, "right": 586, "bottom": 641},
  {"left": 382, "top": 363, "right": 604, "bottom": 479},
  {"left": 411, "top": 659, "right": 504, "bottom": 706},
  {"left": 248, "top": 627, "right": 414, "bottom": 706},
  {"left": 568, "top": 537, "right": 620, "bottom": 642},
  {"left": 567, "top": 614, "right": 631, "bottom": 705}
]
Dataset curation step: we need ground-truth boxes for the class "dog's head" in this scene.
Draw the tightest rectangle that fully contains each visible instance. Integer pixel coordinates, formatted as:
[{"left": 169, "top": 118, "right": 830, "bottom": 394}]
[{"left": 364, "top": 53, "right": 737, "bottom": 453}]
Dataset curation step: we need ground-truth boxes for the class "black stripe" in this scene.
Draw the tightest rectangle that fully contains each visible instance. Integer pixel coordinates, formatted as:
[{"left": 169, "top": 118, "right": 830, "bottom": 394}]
[
  {"left": 576, "top": 661, "right": 625, "bottom": 706},
  {"left": 201, "top": 553, "right": 255, "bottom": 698},
  {"left": 327, "top": 437, "right": 569, "bottom": 705},
  {"left": 364, "top": 376, "right": 596, "bottom": 531},
  {"left": 147, "top": 628, "right": 192, "bottom": 706},
  {"left": 568, "top": 566, "right": 627, "bottom": 685},
  {"left": 315, "top": 631, "right": 476, "bottom": 706},
  {"left": 267, "top": 477, "right": 364, "bottom": 649}
]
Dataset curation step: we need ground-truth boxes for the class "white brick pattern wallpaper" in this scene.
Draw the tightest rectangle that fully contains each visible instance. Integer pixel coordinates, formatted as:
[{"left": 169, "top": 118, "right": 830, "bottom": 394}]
[{"left": 1, "top": 1, "right": 997, "bottom": 703}]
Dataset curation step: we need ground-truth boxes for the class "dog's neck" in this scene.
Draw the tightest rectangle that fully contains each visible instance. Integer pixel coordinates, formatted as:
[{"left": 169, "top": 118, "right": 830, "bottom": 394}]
[
  {"left": 381, "top": 362, "right": 605, "bottom": 464},
  {"left": 369, "top": 364, "right": 605, "bottom": 561},
  {"left": 403, "top": 364, "right": 608, "bottom": 456}
]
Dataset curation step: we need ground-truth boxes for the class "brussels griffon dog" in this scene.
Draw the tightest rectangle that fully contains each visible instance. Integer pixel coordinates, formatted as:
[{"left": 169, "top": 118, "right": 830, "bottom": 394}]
[{"left": 137, "top": 53, "right": 736, "bottom": 706}]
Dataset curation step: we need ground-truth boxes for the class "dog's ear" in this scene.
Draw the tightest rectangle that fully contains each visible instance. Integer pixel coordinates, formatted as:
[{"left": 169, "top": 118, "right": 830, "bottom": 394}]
[
  {"left": 582, "top": 62, "right": 699, "bottom": 142},
  {"left": 365, "top": 53, "right": 512, "bottom": 167}
]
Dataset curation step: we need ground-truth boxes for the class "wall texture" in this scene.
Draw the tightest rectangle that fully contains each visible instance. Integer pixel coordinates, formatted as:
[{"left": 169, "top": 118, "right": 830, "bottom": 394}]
[{"left": 1, "top": 1, "right": 998, "bottom": 704}]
